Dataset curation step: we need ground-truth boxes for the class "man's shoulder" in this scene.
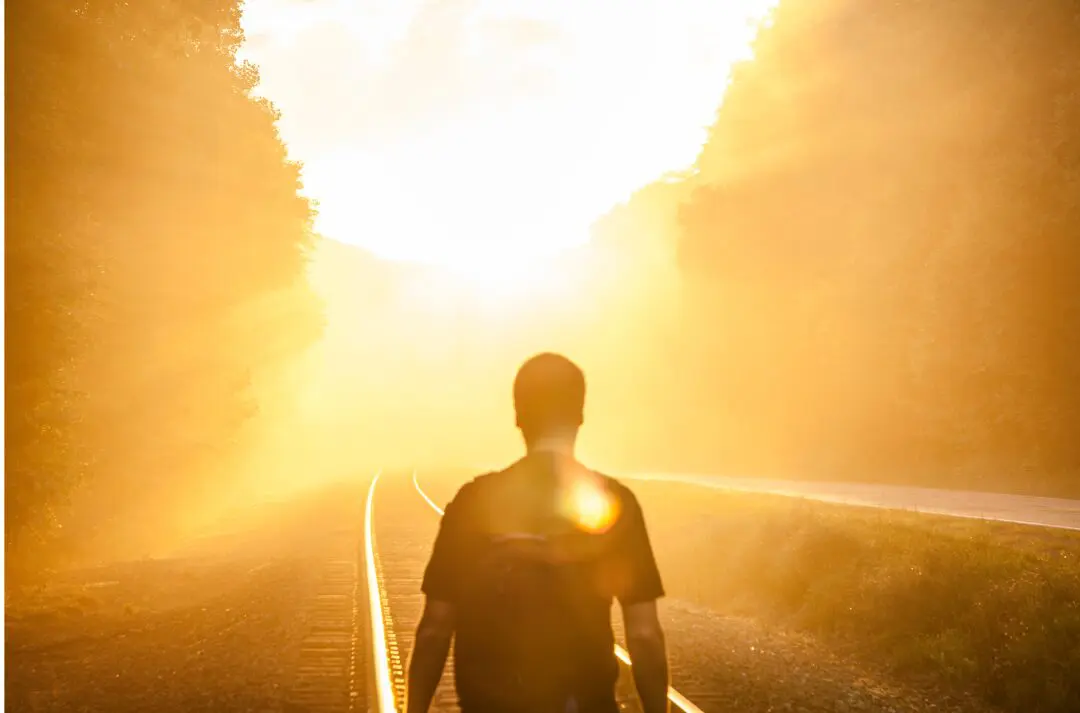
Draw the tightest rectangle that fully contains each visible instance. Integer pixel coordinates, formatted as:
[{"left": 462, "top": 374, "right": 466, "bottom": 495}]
[
  {"left": 474, "top": 459, "right": 639, "bottom": 498},
  {"left": 453, "top": 467, "right": 504, "bottom": 495},
  {"left": 591, "top": 469, "right": 630, "bottom": 491},
  {"left": 589, "top": 470, "right": 642, "bottom": 509},
  {"left": 444, "top": 467, "right": 508, "bottom": 511},
  {"left": 452, "top": 456, "right": 541, "bottom": 492},
  {"left": 447, "top": 461, "right": 643, "bottom": 512}
]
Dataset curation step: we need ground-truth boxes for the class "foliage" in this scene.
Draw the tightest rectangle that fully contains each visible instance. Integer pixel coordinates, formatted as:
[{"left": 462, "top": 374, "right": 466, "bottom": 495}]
[
  {"left": 648, "top": 483, "right": 1080, "bottom": 713},
  {"left": 616, "top": 0, "right": 1080, "bottom": 493},
  {"left": 5, "top": 1, "right": 322, "bottom": 571}
]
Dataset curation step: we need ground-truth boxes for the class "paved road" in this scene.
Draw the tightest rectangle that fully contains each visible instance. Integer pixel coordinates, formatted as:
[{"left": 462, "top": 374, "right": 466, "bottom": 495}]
[{"left": 626, "top": 473, "right": 1080, "bottom": 531}]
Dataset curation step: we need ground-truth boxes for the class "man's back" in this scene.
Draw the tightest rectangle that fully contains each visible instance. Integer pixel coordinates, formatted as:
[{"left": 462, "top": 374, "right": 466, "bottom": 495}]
[
  {"left": 420, "top": 452, "right": 665, "bottom": 713},
  {"left": 406, "top": 352, "right": 670, "bottom": 713}
]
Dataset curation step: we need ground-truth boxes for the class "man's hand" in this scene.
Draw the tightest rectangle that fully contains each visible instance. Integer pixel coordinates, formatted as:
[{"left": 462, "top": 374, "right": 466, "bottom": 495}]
[
  {"left": 404, "top": 598, "right": 455, "bottom": 713},
  {"left": 623, "top": 600, "right": 670, "bottom": 713}
]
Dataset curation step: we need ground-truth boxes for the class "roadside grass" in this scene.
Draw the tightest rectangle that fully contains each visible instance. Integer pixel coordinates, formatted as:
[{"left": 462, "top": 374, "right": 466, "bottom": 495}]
[{"left": 641, "top": 484, "right": 1080, "bottom": 713}]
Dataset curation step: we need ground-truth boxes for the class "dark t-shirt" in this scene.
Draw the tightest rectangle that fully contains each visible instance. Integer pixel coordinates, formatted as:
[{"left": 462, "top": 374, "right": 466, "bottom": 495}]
[{"left": 421, "top": 453, "right": 665, "bottom": 713}]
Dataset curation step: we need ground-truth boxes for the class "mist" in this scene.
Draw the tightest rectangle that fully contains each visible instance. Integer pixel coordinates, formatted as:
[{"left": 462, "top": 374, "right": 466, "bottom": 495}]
[{"left": 8, "top": 0, "right": 1077, "bottom": 577}]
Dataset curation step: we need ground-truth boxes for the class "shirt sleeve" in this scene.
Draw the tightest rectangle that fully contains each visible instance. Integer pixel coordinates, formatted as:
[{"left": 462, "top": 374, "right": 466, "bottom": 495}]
[
  {"left": 612, "top": 488, "right": 665, "bottom": 606},
  {"left": 420, "top": 486, "right": 471, "bottom": 602}
]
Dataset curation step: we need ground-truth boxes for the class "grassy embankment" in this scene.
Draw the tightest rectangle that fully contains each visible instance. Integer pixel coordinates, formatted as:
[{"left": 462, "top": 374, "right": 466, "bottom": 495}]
[{"left": 644, "top": 482, "right": 1080, "bottom": 713}]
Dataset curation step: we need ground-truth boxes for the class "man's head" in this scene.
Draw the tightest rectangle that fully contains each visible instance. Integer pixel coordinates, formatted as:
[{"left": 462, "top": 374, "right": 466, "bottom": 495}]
[{"left": 513, "top": 352, "right": 586, "bottom": 442}]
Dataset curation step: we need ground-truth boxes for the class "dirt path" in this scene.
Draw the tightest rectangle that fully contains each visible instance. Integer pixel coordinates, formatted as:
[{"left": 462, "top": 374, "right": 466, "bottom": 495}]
[{"left": 5, "top": 482, "right": 368, "bottom": 713}]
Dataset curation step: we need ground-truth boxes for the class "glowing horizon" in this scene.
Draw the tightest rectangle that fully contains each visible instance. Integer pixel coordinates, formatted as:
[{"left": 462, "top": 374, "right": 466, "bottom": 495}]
[{"left": 239, "top": 0, "right": 777, "bottom": 270}]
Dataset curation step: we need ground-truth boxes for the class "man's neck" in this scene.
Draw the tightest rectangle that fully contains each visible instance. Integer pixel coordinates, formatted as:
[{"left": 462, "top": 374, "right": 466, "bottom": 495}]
[{"left": 526, "top": 433, "right": 577, "bottom": 458}]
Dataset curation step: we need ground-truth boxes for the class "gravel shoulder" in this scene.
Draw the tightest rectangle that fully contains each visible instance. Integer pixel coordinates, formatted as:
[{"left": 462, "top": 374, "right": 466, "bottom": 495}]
[
  {"left": 5, "top": 482, "right": 368, "bottom": 713},
  {"left": 657, "top": 598, "right": 983, "bottom": 713}
]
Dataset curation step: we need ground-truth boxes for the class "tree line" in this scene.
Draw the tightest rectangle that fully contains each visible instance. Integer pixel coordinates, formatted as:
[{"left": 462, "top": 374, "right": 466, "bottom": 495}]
[
  {"left": 599, "top": 0, "right": 1080, "bottom": 495},
  {"left": 6, "top": 1, "right": 323, "bottom": 575}
]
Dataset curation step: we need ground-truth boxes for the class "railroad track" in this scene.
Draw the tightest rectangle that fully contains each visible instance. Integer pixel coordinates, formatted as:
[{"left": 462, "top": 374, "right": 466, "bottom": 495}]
[{"left": 361, "top": 470, "right": 705, "bottom": 713}]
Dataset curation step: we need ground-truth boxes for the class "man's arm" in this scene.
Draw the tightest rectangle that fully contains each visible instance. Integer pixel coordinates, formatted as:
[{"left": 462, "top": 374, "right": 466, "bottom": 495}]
[
  {"left": 404, "top": 598, "right": 455, "bottom": 713},
  {"left": 612, "top": 487, "right": 670, "bottom": 713},
  {"left": 623, "top": 600, "right": 670, "bottom": 713},
  {"left": 407, "top": 485, "right": 470, "bottom": 713}
]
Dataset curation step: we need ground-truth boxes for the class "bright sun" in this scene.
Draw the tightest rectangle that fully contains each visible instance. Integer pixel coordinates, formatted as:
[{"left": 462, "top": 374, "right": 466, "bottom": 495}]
[{"left": 240, "top": 0, "right": 779, "bottom": 277}]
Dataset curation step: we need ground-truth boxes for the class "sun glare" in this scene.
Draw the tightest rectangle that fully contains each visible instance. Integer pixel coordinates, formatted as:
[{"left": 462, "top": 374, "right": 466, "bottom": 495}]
[
  {"left": 239, "top": 0, "right": 779, "bottom": 277},
  {"left": 562, "top": 477, "right": 620, "bottom": 534},
  {"left": 401, "top": 248, "right": 590, "bottom": 318}
]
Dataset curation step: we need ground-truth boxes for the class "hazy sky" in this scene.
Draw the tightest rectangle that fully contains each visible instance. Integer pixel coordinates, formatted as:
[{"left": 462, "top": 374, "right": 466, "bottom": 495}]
[{"left": 239, "top": 0, "right": 776, "bottom": 269}]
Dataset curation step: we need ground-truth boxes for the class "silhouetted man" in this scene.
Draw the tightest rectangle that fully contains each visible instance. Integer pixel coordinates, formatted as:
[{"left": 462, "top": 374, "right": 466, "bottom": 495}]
[{"left": 405, "top": 353, "right": 670, "bottom": 713}]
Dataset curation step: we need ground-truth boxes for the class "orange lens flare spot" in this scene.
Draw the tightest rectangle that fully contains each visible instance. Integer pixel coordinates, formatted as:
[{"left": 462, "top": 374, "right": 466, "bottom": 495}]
[{"left": 561, "top": 477, "right": 620, "bottom": 534}]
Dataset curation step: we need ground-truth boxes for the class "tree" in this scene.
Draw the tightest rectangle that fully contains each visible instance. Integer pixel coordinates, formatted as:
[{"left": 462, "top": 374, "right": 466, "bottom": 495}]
[
  {"left": 604, "top": 0, "right": 1080, "bottom": 492},
  {"left": 5, "top": 0, "right": 323, "bottom": 572}
]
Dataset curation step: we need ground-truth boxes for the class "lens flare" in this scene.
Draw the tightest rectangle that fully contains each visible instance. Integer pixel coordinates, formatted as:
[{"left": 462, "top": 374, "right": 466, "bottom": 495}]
[{"left": 561, "top": 476, "right": 620, "bottom": 534}]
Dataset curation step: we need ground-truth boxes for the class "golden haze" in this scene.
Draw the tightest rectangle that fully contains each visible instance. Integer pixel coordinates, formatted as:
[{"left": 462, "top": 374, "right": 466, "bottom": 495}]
[
  {"left": 72, "top": 0, "right": 1076, "bottom": 554},
  {"left": 214, "top": 0, "right": 780, "bottom": 512}
]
